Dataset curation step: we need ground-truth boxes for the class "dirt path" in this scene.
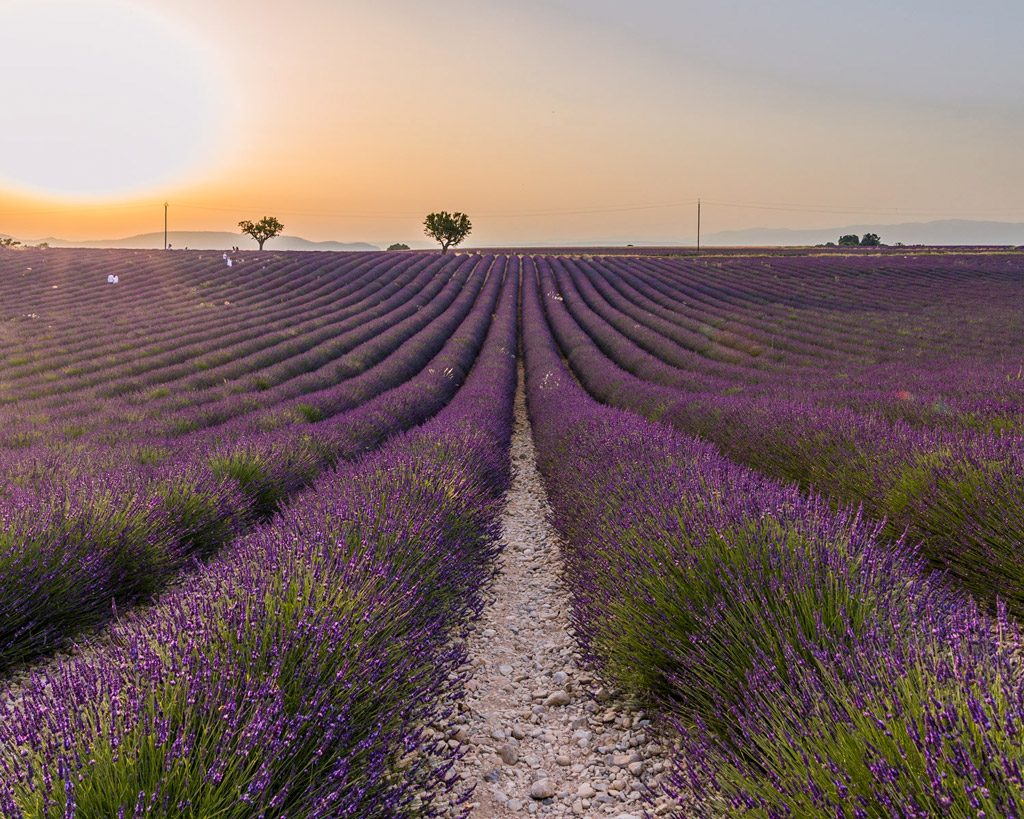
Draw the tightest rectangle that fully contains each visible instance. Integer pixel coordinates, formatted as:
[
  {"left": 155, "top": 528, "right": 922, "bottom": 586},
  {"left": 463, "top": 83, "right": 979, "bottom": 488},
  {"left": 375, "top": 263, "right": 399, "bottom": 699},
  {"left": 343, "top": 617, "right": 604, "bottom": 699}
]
[{"left": 442, "top": 372, "right": 676, "bottom": 818}]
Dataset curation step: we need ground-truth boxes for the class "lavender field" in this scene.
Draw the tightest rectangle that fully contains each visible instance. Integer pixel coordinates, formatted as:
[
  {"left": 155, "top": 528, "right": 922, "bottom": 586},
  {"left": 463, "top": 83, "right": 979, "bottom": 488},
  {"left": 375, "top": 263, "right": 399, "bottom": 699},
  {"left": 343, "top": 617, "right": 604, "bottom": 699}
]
[{"left": 0, "top": 246, "right": 1022, "bottom": 817}]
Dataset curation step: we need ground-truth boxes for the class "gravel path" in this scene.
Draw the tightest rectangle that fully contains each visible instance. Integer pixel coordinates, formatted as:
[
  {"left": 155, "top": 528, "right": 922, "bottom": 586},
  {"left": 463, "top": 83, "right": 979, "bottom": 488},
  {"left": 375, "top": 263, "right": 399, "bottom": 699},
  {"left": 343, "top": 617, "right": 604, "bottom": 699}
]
[{"left": 442, "top": 372, "right": 676, "bottom": 818}]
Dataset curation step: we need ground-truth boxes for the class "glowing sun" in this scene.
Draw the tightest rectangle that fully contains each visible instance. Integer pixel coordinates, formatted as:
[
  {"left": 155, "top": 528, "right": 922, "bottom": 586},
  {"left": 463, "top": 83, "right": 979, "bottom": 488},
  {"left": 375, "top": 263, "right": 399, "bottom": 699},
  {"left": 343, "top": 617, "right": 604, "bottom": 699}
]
[{"left": 0, "top": 0, "right": 227, "bottom": 198}]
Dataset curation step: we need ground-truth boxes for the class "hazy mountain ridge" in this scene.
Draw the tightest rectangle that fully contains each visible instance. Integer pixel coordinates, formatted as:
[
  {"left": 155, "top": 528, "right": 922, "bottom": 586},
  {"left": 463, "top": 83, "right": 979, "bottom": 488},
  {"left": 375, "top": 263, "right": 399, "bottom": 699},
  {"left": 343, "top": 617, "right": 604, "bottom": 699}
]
[
  {"left": 13, "top": 231, "right": 379, "bottom": 252},
  {"left": 4, "top": 220, "right": 1024, "bottom": 250},
  {"left": 702, "top": 219, "right": 1024, "bottom": 247},
  {"left": 461, "top": 220, "right": 1024, "bottom": 247}
]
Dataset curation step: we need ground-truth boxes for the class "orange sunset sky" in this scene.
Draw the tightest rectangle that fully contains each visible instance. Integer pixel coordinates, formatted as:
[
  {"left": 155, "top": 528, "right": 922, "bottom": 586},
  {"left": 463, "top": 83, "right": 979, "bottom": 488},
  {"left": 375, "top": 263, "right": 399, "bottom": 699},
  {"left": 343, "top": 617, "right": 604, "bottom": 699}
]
[{"left": 2, "top": 0, "right": 1024, "bottom": 247}]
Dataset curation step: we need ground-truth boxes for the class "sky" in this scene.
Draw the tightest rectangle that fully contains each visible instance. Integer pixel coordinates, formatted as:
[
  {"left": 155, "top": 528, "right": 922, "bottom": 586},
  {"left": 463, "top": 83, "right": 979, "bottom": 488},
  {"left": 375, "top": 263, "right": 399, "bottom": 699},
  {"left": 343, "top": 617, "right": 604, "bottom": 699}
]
[{"left": 1, "top": 0, "right": 1023, "bottom": 247}]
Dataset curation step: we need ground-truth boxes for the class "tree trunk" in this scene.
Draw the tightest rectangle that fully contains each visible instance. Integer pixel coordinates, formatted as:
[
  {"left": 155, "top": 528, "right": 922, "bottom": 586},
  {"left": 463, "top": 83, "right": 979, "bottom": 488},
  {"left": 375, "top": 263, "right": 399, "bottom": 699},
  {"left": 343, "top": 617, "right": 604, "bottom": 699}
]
[{"left": 258, "top": 239, "right": 265, "bottom": 250}]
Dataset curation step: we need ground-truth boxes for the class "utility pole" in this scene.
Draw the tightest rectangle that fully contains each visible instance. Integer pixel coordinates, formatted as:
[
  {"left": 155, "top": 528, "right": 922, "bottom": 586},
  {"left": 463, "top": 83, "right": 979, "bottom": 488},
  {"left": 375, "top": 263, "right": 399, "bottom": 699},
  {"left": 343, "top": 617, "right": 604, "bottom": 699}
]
[
  {"left": 696, "top": 199, "right": 701, "bottom": 254},
  {"left": 164, "top": 202, "right": 168, "bottom": 250}
]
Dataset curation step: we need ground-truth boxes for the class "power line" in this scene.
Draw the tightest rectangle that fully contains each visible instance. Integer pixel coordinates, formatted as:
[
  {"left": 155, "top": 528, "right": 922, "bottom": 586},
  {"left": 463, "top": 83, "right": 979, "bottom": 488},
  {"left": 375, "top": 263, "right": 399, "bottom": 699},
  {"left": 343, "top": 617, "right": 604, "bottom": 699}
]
[
  {"left": 172, "top": 200, "right": 706, "bottom": 219},
  {"left": 155, "top": 199, "right": 1024, "bottom": 220}
]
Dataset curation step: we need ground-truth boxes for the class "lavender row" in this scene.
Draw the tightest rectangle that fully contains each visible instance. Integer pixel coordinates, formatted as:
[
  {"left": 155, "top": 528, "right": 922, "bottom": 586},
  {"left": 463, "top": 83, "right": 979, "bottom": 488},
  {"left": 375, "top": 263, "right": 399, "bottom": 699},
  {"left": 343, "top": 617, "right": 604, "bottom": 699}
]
[
  {"left": 0, "top": 249, "right": 363, "bottom": 369},
  {"left": 584, "top": 254, "right": 1021, "bottom": 417},
  {"left": 600, "top": 254, "right": 1024, "bottom": 427},
  {"left": 87, "top": 254, "right": 430, "bottom": 401},
  {"left": 560, "top": 254, "right": 1024, "bottom": 432},
  {"left": 162, "top": 254, "right": 486, "bottom": 439},
  {"left": 0, "top": 250, "right": 340, "bottom": 394},
  {"left": 0, "top": 257, "right": 507, "bottom": 676},
  {"left": 0, "top": 254, "right": 517, "bottom": 818},
  {"left": 536, "top": 256, "right": 1024, "bottom": 615},
  {"left": 564, "top": 252, "right": 1018, "bottom": 411},
  {"left": 0, "top": 254, "right": 476, "bottom": 468},
  {"left": 587, "top": 252, "right": 1024, "bottom": 435},
  {"left": 0, "top": 255, "right": 496, "bottom": 491},
  {"left": 581, "top": 258, "right": 842, "bottom": 370},
  {"left": 0, "top": 252, "right": 373, "bottom": 442},
  {"left": 0, "top": 253, "right": 429, "bottom": 434},
  {"left": 521, "top": 259, "right": 1024, "bottom": 818},
  {"left": 11, "top": 253, "right": 475, "bottom": 447}
]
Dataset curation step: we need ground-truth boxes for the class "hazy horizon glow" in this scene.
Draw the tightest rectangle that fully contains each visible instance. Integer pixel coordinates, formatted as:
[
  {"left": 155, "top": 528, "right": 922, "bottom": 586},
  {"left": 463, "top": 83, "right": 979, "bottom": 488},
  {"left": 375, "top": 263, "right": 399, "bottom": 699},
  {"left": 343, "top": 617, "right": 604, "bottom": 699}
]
[
  {"left": 1, "top": 0, "right": 1023, "bottom": 245},
  {"left": 0, "top": 0, "right": 228, "bottom": 198}
]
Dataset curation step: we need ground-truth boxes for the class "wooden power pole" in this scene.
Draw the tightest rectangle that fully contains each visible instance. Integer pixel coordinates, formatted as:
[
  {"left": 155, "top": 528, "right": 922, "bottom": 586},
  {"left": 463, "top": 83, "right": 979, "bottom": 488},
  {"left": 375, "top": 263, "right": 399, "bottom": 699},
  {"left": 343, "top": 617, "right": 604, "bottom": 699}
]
[{"left": 696, "top": 199, "right": 701, "bottom": 254}]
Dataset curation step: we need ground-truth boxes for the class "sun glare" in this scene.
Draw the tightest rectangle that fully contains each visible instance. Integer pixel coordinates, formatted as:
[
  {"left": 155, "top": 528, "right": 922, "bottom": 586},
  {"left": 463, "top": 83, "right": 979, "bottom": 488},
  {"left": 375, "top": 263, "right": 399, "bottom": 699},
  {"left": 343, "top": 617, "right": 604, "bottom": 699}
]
[{"left": 0, "top": 0, "right": 228, "bottom": 199}]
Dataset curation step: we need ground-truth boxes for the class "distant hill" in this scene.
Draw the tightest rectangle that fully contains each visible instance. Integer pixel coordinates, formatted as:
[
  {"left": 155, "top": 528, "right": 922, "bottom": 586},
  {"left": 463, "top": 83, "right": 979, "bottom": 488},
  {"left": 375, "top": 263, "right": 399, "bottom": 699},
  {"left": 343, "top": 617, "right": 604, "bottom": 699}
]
[
  {"left": 25, "top": 231, "right": 379, "bottom": 252},
  {"left": 461, "top": 219, "right": 1024, "bottom": 248},
  {"left": 6, "top": 219, "right": 1024, "bottom": 251},
  {"left": 703, "top": 219, "right": 1024, "bottom": 247}
]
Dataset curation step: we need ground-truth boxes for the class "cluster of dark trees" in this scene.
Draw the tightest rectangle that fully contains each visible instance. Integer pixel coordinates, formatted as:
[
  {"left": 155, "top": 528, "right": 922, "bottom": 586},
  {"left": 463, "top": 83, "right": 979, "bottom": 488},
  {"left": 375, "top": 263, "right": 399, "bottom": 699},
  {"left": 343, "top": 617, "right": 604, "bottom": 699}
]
[{"left": 833, "top": 233, "right": 882, "bottom": 247}]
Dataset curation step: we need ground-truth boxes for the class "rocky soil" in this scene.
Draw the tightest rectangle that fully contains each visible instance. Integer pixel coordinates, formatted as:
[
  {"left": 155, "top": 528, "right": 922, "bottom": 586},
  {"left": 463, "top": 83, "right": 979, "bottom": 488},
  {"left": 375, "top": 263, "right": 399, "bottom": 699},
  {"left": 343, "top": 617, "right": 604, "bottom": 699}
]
[{"left": 439, "top": 376, "right": 679, "bottom": 818}]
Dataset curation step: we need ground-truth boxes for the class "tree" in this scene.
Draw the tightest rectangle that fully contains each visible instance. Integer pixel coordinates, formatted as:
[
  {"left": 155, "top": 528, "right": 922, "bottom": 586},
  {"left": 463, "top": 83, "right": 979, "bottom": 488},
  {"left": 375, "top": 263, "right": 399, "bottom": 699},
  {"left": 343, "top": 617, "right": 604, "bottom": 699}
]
[
  {"left": 860, "top": 232, "right": 881, "bottom": 246},
  {"left": 238, "top": 216, "right": 284, "bottom": 250},
  {"left": 0, "top": 238, "right": 21, "bottom": 248},
  {"left": 387, "top": 242, "right": 410, "bottom": 251},
  {"left": 423, "top": 211, "right": 471, "bottom": 254},
  {"left": 838, "top": 234, "right": 860, "bottom": 247}
]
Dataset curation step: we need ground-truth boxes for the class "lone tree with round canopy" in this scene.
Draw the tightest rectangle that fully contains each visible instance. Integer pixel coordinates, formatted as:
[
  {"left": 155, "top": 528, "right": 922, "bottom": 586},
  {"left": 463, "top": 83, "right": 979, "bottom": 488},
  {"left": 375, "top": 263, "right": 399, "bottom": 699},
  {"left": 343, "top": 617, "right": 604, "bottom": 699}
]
[
  {"left": 239, "top": 216, "right": 284, "bottom": 250},
  {"left": 423, "top": 211, "right": 471, "bottom": 254}
]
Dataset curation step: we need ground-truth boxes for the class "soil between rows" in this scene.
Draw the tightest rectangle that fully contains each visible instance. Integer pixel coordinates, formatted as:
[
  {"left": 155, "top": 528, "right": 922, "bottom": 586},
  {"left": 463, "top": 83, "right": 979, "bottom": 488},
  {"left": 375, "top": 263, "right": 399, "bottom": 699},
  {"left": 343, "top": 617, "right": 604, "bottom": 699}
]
[{"left": 441, "top": 372, "right": 680, "bottom": 818}]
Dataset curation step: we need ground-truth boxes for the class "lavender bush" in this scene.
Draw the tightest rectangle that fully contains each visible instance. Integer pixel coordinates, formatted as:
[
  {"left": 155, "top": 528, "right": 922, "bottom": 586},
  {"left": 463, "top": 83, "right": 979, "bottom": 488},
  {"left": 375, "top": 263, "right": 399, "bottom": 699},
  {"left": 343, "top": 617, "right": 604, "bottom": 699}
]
[
  {"left": 533, "top": 254, "right": 1024, "bottom": 615},
  {"left": 0, "top": 256, "right": 518, "bottom": 817},
  {"left": 0, "top": 252, "right": 507, "bottom": 675},
  {"left": 522, "top": 258, "right": 1024, "bottom": 818}
]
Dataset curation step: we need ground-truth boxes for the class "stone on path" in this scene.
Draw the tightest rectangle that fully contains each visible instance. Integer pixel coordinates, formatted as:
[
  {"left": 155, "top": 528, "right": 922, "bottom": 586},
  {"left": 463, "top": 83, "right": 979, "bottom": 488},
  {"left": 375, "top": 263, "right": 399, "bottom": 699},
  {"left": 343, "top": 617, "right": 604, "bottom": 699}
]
[{"left": 437, "top": 371, "right": 678, "bottom": 818}]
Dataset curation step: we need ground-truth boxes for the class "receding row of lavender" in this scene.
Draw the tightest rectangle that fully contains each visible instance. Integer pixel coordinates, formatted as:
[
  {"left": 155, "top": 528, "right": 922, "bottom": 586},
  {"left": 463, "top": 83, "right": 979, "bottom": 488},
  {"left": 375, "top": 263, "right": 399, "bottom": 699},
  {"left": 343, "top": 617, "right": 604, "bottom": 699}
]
[
  {"left": 0, "top": 249, "right": 519, "bottom": 816},
  {"left": 522, "top": 259, "right": 1024, "bottom": 817},
  {"left": 536, "top": 252, "right": 1024, "bottom": 613},
  {"left": 1, "top": 247, "right": 1022, "bottom": 816},
  {"left": 0, "top": 250, "right": 521, "bottom": 673}
]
